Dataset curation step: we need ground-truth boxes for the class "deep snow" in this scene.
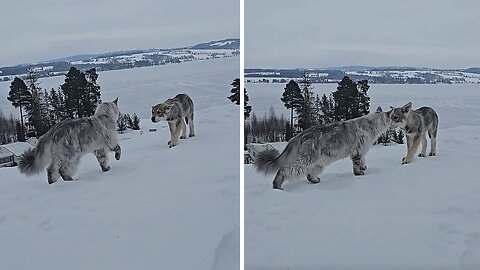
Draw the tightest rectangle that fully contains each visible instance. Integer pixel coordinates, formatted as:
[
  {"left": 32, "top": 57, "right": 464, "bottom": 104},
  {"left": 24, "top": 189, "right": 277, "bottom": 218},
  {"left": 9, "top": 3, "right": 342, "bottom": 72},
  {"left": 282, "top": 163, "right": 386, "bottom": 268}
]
[
  {"left": 245, "top": 83, "right": 480, "bottom": 269},
  {"left": 0, "top": 57, "right": 239, "bottom": 270}
]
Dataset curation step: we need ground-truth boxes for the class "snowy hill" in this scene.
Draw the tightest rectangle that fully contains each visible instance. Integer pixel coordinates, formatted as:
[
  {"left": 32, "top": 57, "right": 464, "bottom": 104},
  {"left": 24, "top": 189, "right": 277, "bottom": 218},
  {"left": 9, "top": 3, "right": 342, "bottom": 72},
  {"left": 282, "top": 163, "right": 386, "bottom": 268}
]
[
  {"left": 245, "top": 83, "right": 480, "bottom": 269},
  {"left": 0, "top": 58, "right": 239, "bottom": 270},
  {"left": 0, "top": 38, "right": 239, "bottom": 80},
  {"left": 190, "top": 39, "right": 240, "bottom": 49}
]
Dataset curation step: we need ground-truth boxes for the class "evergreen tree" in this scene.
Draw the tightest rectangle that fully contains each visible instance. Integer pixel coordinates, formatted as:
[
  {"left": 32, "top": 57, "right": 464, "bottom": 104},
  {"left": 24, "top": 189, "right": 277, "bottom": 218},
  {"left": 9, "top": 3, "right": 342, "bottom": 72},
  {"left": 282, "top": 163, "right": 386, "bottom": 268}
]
[
  {"left": 131, "top": 113, "right": 141, "bottom": 130},
  {"left": 244, "top": 87, "right": 252, "bottom": 119},
  {"left": 117, "top": 114, "right": 128, "bottom": 133},
  {"left": 61, "top": 67, "right": 101, "bottom": 119},
  {"left": 333, "top": 76, "right": 357, "bottom": 121},
  {"left": 297, "top": 72, "right": 315, "bottom": 131},
  {"left": 280, "top": 80, "right": 303, "bottom": 133},
  {"left": 319, "top": 94, "right": 335, "bottom": 125},
  {"left": 332, "top": 76, "right": 370, "bottom": 121},
  {"left": 15, "top": 121, "right": 25, "bottom": 142},
  {"left": 227, "top": 78, "right": 240, "bottom": 105},
  {"left": 7, "top": 77, "right": 31, "bottom": 132},
  {"left": 84, "top": 68, "right": 102, "bottom": 117},
  {"left": 356, "top": 79, "right": 371, "bottom": 116},
  {"left": 312, "top": 94, "right": 321, "bottom": 126},
  {"left": 393, "top": 129, "right": 405, "bottom": 144},
  {"left": 125, "top": 114, "right": 133, "bottom": 128},
  {"left": 24, "top": 67, "right": 49, "bottom": 136},
  {"left": 285, "top": 121, "right": 293, "bottom": 141},
  {"left": 48, "top": 88, "right": 66, "bottom": 122},
  {"left": 42, "top": 89, "right": 55, "bottom": 128},
  {"left": 62, "top": 67, "right": 85, "bottom": 118}
]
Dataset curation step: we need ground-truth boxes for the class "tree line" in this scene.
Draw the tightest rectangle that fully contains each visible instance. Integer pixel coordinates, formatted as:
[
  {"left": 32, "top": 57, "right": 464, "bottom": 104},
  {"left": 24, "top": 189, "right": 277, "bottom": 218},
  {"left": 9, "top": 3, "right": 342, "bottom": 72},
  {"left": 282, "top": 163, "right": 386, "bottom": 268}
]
[
  {"left": 4, "top": 66, "right": 141, "bottom": 143},
  {"left": 6, "top": 67, "right": 102, "bottom": 141},
  {"left": 242, "top": 73, "right": 404, "bottom": 145}
]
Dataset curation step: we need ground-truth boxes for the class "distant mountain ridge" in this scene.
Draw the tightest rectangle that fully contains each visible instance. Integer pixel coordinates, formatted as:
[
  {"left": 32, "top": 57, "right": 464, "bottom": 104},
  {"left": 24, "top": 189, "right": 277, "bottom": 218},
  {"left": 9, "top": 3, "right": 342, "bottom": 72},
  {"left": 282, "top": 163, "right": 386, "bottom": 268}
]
[
  {"left": 190, "top": 38, "right": 239, "bottom": 49},
  {"left": 245, "top": 66, "right": 480, "bottom": 84},
  {"left": 0, "top": 38, "right": 239, "bottom": 80}
]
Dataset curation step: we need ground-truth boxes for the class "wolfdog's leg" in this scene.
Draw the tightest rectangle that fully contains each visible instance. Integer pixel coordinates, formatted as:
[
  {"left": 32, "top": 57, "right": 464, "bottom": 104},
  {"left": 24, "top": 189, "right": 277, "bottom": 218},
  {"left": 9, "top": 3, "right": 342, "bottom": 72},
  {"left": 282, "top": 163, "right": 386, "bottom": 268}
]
[
  {"left": 418, "top": 133, "right": 427, "bottom": 157},
  {"left": 428, "top": 129, "right": 437, "bottom": 156},
  {"left": 169, "top": 120, "right": 183, "bottom": 148},
  {"left": 94, "top": 148, "right": 111, "bottom": 172},
  {"left": 306, "top": 164, "right": 323, "bottom": 184},
  {"left": 272, "top": 168, "right": 288, "bottom": 190},
  {"left": 402, "top": 135, "right": 421, "bottom": 164},
  {"left": 167, "top": 121, "right": 175, "bottom": 145},
  {"left": 180, "top": 117, "right": 187, "bottom": 139},
  {"left": 188, "top": 112, "right": 195, "bottom": 137},
  {"left": 59, "top": 158, "right": 79, "bottom": 181},
  {"left": 103, "top": 132, "right": 121, "bottom": 160},
  {"left": 351, "top": 154, "right": 365, "bottom": 175},
  {"left": 47, "top": 160, "right": 61, "bottom": 184},
  {"left": 403, "top": 135, "right": 413, "bottom": 162},
  {"left": 360, "top": 156, "right": 367, "bottom": 171}
]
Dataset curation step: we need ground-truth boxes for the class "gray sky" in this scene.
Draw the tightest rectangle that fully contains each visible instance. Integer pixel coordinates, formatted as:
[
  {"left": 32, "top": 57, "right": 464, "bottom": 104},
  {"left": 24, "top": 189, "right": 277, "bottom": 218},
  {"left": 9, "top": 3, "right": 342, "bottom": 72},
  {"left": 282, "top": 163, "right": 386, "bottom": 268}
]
[
  {"left": 245, "top": 0, "right": 480, "bottom": 69},
  {"left": 0, "top": 0, "right": 239, "bottom": 67}
]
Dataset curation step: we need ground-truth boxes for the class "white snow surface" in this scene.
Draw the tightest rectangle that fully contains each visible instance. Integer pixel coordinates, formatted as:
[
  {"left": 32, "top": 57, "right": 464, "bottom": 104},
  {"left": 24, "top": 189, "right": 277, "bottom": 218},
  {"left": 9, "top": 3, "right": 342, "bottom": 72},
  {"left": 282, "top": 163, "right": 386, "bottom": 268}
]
[
  {"left": 0, "top": 58, "right": 239, "bottom": 270},
  {"left": 245, "top": 83, "right": 480, "bottom": 269}
]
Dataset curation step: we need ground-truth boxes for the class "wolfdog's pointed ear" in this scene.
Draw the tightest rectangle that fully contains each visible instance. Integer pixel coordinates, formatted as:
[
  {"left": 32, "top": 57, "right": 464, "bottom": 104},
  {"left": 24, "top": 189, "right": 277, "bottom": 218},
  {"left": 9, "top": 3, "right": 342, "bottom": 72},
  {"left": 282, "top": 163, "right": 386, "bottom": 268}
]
[
  {"left": 113, "top": 97, "right": 119, "bottom": 105},
  {"left": 403, "top": 102, "right": 412, "bottom": 112},
  {"left": 376, "top": 106, "right": 383, "bottom": 113}
]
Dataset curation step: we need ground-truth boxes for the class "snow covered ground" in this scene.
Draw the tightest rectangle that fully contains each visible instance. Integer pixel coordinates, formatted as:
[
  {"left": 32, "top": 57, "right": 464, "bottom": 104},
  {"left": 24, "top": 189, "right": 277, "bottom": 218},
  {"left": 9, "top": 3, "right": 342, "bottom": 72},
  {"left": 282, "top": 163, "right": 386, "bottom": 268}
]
[
  {"left": 0, "top": 57, "right": 239, "bottom": 270},
  {"left": 245, "top": 83, "right": 480, "bottom": 269}
]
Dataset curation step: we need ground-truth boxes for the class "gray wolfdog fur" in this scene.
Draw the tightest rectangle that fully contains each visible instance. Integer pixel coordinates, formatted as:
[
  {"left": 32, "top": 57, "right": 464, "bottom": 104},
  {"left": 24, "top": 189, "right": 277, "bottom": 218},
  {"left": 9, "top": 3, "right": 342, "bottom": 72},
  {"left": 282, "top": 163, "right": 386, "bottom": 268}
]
[
  {"left": 390, "top": 102, "right": 438, "bottom": 164},
  {"left": 255, "top": 107, "right": 394, "bottom": 190},
  {"left": 18, "top": 98, "right": 122, "bottom": 184},
  {"left": 151, "top": 93, "right": 195, "bottom": 148}
]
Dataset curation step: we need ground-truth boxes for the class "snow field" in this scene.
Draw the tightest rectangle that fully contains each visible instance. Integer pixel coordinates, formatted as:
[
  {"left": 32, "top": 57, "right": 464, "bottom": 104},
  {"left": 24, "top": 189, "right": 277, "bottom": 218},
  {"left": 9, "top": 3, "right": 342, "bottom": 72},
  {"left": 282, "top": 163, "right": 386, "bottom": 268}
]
[
  {"left": 0, "top": 57, "right": 240, "bottom": 270},
  {"left": 245, "top": 82, "right": 480, "bottom": 269}
]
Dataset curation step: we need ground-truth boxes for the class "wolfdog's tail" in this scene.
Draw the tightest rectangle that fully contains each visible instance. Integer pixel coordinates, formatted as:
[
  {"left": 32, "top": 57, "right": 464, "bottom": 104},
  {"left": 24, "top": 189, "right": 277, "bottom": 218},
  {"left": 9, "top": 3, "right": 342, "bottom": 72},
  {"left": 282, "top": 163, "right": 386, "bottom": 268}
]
[
  {"left": 254, "top": 142, "right": 297, "bottom": 174},
  {"left": 18, "top": 137, "right": 51, "bottom": 176}
]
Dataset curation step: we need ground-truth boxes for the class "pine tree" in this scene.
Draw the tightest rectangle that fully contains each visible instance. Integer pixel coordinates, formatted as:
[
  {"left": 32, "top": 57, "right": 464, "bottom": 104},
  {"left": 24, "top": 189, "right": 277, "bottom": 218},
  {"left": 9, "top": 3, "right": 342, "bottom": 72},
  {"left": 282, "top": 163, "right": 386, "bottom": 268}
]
[
  {"left": 131, "top": 113, "right": 141, "bottom": 130},
  {"left": 280, "top": 80, "right": 303, "bottom": 133},
  {"left": 332, "top": 76, "right": 370, "bottom": 121},
  {"left": 312, "top": 94, "right": 321, "bottom": 126},
  {"left": 244, "top": 87, "right": 252, "bottom": 119},
  {"left": 61, "top": 67, "right": 101, "bottom": 119},
  {"left": 15, "top": 121, "right": 25, "bottom": 142},
  {"left": 333, "top": 76, "right": 357, "bottom": 121},
  {"left": 117, "top": 114, "right": 128, "bottom": 133},
  {"left": 297, "top": 72, "right": 315, "bottom": 131},
  {"left": 48, "top": 88, "right": 62, "bottom": 122},
  {"left": 84, "top": 68, "right": 101, "bottom": 117},
  {"left": 24, "top": 67, "right": 49, "bottom": 136},
  {"left": 125, "top": 114, "right": 133, "bottom": 128},
  {"left": 285, "top": 121, "right": 293, "bottom": 141},
  {"left": 227, "top": 78, "right": 240, "bottom": 105},
  {"left": 356, "top": 79, "right": 371, "bottom": 116},
  {"left": 7, "top": 77, "right": 31, "bottom": 133},
  {"left": 393, "top": 129, "right": 405, "bottom": 144},
  {"left": 62, "top": 67, "right": 84, "bottom": 118},
  {"left": 43, "top": 89, "right": 55, "bottom": 129},
  {"left": 319, "top": 94, "right": 335, "bottom": 125}
]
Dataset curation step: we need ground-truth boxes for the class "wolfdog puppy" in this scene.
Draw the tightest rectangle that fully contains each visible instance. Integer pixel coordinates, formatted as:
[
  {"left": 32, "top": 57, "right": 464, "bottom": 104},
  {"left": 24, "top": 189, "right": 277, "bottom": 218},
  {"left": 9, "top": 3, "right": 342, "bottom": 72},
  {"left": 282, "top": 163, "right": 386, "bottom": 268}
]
[
  {"left": 255, "top": 107, "right": 394, "bottom": 190},
  {"left": 18, "top": 98, "right": 122, "bottom": 184},
  {"left": 389, "top": 102, "right": 438, "bottom": 164},
  {"left": 151, "top": 93, "right": 195, "bottom": 148}
]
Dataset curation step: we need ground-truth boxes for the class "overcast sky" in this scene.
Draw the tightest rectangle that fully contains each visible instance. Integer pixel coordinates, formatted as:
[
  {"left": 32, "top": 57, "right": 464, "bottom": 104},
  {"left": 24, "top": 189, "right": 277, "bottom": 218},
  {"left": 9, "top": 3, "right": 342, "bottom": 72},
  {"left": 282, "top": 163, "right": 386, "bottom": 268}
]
[
  {"left": 245, "top": 0, "right": 480, "bottom": 69},
  {"left": 0, "top": 0, "right": 239, "bottom": 67}
]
